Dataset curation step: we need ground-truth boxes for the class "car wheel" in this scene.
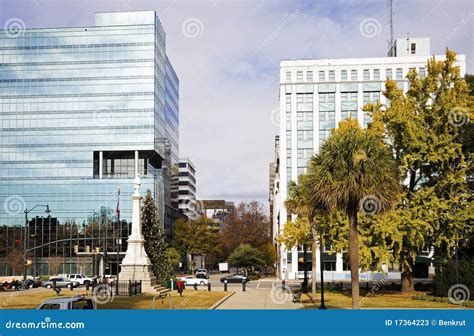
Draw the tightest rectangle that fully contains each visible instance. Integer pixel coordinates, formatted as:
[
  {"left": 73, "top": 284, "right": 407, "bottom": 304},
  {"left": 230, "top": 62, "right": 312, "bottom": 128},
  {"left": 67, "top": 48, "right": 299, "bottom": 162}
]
[
  {"left": 46, "top": 284, "right": 52, "bottom": 289},
  {"left": 200, "top": 281, "right": 205, "bottom": 286},
  {"left": 29, "top": 284, "right": 33, "bottom": 289},
  {"left": 183, "top": 281, "right": 187, "bottom": 285},
  {"left": 68, "top": 284, "right": 72, "bottom": 289}
]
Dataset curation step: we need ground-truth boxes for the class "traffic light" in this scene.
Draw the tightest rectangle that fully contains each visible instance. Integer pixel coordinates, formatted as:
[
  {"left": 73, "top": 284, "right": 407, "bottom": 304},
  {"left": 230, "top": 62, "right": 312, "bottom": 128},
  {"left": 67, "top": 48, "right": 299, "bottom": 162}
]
[
  {"left": 15, "top": 239, "right": 21, "bottom": 247},
  {"left": 74, "top": 245, "right": 79, "bottom": 253}
]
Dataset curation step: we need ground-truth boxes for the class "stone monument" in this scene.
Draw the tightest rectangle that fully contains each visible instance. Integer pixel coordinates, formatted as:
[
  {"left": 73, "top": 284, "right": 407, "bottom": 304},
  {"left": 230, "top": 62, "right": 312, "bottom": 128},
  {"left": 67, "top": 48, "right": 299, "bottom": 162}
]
[{"left": 119, "top": 174, "right": 156, "bottom": 291}]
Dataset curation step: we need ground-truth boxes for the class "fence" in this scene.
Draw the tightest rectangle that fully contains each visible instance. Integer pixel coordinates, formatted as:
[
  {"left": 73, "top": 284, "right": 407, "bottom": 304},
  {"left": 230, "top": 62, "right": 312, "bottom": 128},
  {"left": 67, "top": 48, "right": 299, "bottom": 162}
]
[{"left": 91, "top": 280, "right": 141, "bottom": 296}]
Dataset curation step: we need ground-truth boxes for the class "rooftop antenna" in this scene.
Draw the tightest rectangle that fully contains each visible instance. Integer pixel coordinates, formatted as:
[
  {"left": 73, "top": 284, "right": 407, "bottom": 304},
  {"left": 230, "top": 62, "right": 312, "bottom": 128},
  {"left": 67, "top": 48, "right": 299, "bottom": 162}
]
[{"left": 387, "top": 0, "right": 394, "bottom": 53}]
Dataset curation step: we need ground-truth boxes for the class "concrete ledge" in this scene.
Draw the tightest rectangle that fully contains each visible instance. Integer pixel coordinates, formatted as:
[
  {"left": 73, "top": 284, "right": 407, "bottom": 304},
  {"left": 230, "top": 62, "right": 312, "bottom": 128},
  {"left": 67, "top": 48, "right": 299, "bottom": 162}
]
[{"left": 209, "top": 291, "right": 235, "bottom": 310}]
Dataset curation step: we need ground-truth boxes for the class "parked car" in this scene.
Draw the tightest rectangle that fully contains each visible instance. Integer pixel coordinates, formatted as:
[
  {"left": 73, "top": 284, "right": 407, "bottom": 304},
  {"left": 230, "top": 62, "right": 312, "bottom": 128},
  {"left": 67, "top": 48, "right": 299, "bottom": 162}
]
[
  {"left": 180, "top": 276, "right": 208, "bottom": 286},
  {"left": 66, "top": 274, "right": 95, "bottom": 286},
  {"left": 195, "top": 268, "right": 209, "bottom": 279},
  {"left": 37, "top": 295, "right": 96, "bottom": 310},
  {"left": 220, "top": 274, "right": 249, "bottom": 283},
  {"left": 42, "top": 278, "right": 79, "bottom": 289},
  {"left": 23, "top": 279, "right": 42, "bottom": 289}
]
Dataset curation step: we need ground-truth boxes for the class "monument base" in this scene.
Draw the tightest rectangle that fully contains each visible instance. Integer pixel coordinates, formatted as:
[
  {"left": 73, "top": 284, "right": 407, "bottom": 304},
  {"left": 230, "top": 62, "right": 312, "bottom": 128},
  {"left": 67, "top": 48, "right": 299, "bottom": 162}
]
[{"left": 119, "top": 264, "right": 157, "bottom": 292}]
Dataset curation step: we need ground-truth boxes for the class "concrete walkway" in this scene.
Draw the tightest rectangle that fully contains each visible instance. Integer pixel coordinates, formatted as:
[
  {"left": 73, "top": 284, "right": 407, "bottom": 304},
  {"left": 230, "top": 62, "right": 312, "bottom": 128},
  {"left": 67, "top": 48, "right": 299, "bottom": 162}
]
[{"left": 215, "top": 281, "right": 304, "bottom": 309}]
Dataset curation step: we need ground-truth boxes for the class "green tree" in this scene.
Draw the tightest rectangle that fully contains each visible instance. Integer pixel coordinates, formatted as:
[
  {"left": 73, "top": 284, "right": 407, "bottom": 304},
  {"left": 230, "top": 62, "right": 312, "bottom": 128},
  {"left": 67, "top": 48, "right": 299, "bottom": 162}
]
[
  {"left": 259, "top": 243, "right": 277, "bottom": 270},
  {"left": 228, "top": 244, "right": 265, "bottom": 270},
  {"left": 166, "top": 247, "right": 181, "bottom": 271},
  {"left": 368, "top": 50, "right": 473, "bottom": 291},
  {"left": 306, "top": 118, "right": 400, "bottom": 308},
  {"left": 141, "top": 190, "right": 171, "bottom": 284},
  {"left": 172, "top": 216, "right": 219, "bottom": 272}
]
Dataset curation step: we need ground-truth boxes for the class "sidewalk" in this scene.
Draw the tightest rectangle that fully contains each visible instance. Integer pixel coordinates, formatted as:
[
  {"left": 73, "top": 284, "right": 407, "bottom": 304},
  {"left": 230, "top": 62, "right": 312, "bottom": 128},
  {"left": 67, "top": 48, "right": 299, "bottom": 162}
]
[{"left": 214, "top": 283, "right": 304, "bottom": 309}]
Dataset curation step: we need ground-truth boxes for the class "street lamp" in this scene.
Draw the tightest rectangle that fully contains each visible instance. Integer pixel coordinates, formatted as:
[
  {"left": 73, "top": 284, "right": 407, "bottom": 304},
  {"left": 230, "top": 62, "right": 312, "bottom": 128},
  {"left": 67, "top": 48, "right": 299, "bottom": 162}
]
[
  {"left": 310, "top": 224, "right": 326, "bottom": 309},
  {"left": 23, "top": 204, "right": 51, "bottom": 281}
]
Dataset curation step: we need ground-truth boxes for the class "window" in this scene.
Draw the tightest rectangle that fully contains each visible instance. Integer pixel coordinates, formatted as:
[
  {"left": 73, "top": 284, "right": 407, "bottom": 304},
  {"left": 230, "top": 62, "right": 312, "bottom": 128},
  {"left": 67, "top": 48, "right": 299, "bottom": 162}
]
[
  {"left": 363, "top": 91, "right": 381, "bottom": 104},
  {"left": 419, "top": 67, "right": 426, "bottom": 78},
  {"left": 351, "top": 70, "right": 357, "bottom": 81},
  {"left": 286, "top": 71, "right": 291, "bottom": 81},
  {"left": 39, "top": 304, "right": 60, "bottom": 310},
  {"left": 296, "top": 93, "right": 313, "bottom": 103},
  {"left": 386, "top": 68, "right": 392, "bottom": 79},
  {"left": 341, "top": 92, "right": 357, "bottom": 120},
  {"left": 306, "top": 71, "right": 313, "bottom": 81},
  {"left": 322, "top": 261, "right": 336, "bottom": 271},
  {"left": 341, "top": 70, "right": 347, "bottom": 81},
  {"left": 363, "top": 69, "right": 370, "bottom": 80},
  {"left": 411, "top": 43, "right": 416, "bottom": 54},
  {"left": 396, "top": 68, "right": 403, "bottom": 79},
  {"left": 328, "top": 70, "right": 335, "bottom": 81},
  {"left": 363, "top": 92, "right": 380, "bottom": 127},
  {"left": 373, "top": 69, "right": 380, "bottom": 80},
  {"left": 318, "top": 71, "right": 325, "bottom": 81},
  {"left": 296, "top": 71, "right": 303, "bottom": 81}
]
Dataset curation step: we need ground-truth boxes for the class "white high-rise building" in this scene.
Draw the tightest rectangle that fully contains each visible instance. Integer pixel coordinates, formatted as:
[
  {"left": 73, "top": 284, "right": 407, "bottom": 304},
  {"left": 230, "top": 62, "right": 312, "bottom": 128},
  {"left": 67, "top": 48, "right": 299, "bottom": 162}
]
[
  {"left": 275, "top": 37, "right": 466, "bottom": 281},
  {"left": 176, "top": 158, "right": 198, "bottom": 220}
]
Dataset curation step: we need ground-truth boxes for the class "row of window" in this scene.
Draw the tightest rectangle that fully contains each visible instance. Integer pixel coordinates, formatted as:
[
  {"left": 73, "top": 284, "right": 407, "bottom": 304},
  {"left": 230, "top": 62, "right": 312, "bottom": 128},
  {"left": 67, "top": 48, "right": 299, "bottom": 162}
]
[{"left": 286, "top": 67, "right": 426, "bottom": 82}]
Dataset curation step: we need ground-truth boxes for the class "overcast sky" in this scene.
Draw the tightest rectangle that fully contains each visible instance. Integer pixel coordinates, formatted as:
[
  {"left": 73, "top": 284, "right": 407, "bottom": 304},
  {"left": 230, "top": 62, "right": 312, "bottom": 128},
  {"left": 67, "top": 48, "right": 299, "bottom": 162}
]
[{"left": 1, "top": 0, "right": 473, "bottom": 210}]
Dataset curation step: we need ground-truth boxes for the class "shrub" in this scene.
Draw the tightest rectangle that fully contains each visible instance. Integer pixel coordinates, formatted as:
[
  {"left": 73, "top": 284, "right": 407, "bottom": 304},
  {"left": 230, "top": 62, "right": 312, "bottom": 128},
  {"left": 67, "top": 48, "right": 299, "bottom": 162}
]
[{"left": 433, "top": 259, "right": 474, "bottom": 297}]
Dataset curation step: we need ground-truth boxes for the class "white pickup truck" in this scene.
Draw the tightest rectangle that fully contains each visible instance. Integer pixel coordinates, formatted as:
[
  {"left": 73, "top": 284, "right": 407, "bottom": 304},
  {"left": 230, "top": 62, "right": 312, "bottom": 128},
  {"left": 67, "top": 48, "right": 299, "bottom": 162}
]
[{"left": 66, "top": 274, "right": 95, "bottom": 286}]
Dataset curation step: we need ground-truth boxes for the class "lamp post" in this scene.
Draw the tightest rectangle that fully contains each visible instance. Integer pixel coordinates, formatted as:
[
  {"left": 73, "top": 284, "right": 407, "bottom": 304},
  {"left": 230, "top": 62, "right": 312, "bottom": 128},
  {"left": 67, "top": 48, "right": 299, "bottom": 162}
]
[
  {"left": 23, "top": 204, "right": 51, "bottom": 281},
  {"left": 318, "top": 232, "right": 327, "bottom": 310}
]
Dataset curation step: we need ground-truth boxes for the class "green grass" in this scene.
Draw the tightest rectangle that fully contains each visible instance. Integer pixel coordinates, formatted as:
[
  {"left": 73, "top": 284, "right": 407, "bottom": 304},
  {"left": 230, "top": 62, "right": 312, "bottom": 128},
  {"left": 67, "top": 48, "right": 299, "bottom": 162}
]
[
  {"left": 301, "top": 290, "right": 473, "bottom": 309},
  {"left": 0, "top": 288, "right": 228, "bottom": 310}
]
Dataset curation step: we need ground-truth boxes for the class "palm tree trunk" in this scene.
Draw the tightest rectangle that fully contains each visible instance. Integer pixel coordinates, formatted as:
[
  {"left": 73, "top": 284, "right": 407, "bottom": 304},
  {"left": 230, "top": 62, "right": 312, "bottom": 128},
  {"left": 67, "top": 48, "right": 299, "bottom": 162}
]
[
  {"left": 311, "top": 238, "right": 317, "bottom": 299},
  {"left": 348, "top": 206, "right": 360, "bottom": 308}
]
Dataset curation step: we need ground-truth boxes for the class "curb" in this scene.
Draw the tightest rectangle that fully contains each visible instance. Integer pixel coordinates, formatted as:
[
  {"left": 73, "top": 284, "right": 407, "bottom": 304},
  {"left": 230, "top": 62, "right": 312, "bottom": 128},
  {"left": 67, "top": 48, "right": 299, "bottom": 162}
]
[{"left": 209, "top": 291, "right": 235, "bottom": 310}]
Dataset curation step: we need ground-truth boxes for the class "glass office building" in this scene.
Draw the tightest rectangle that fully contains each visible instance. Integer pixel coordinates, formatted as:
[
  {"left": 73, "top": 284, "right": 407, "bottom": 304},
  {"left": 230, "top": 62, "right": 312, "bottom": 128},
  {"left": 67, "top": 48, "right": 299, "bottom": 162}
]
[{"left": 0, "top": 11, "right": 179, "bottom": 275}]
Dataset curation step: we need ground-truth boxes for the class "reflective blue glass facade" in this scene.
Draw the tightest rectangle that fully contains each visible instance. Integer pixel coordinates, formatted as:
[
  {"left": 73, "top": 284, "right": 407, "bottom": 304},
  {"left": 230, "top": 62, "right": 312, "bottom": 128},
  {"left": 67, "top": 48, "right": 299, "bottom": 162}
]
[{"left": 0, "top": 11, "right": 179, "bottom": 230}]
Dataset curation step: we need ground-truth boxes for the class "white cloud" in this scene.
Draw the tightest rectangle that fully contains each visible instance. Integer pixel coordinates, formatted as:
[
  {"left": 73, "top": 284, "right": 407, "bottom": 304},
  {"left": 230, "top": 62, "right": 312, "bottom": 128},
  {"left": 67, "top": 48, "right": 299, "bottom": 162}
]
[{"left": 1, "top": 0, "right": 472, "bottom": 209}]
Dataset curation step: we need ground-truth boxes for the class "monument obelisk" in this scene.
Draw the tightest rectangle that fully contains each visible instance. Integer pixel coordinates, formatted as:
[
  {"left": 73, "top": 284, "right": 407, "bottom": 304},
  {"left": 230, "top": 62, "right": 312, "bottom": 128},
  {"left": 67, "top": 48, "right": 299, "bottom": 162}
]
[{"left": 119, "top": 174, "right": 156, "bottom": 291}]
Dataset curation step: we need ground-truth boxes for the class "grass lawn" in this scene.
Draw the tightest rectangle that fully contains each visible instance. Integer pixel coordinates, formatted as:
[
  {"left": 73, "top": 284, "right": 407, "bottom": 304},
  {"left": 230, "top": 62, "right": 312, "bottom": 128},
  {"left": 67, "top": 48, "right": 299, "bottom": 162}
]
[
  {"left": 0, "top": 288, "right": 229, "bottom": 310},
  {"left": 300, "top": 290, "right": 472, "bottom": 309}
]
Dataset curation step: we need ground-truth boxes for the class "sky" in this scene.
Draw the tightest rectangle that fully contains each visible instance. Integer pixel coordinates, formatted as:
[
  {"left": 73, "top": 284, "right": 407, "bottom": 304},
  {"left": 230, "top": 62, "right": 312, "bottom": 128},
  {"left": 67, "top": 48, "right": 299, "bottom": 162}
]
[{"left": 1, "top": 0, "right": 473, "bottom": 210}]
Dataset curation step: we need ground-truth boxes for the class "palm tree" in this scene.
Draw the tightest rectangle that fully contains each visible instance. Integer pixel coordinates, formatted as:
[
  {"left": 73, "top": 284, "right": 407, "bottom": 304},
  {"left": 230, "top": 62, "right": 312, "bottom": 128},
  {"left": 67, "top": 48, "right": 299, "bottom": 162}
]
[
  {"left": 285, "top": 176, "right": 328, "bottom": 300},
  {"left": 306, "top": 119, "right": 400, "bottom": 308}
]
